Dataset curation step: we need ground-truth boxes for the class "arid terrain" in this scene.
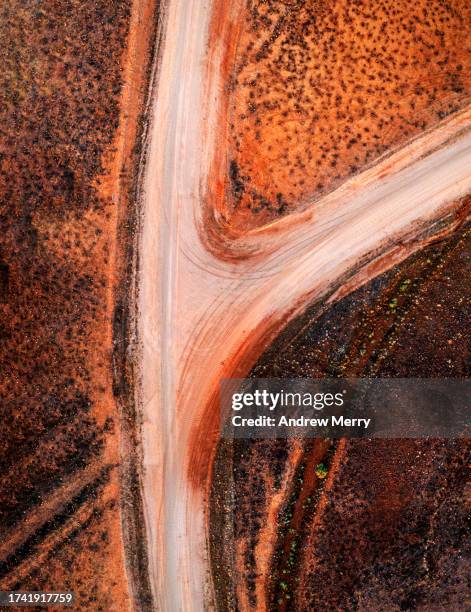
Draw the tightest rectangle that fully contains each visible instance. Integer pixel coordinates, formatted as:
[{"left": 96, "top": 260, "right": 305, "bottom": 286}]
[
  {"left": 1, "top": 0, "right": 470, "bottom": 611},
  {"left": 0, "top": 0, "right": 158, "bottom": 608},
  {"left": 212, "top": 220, "right": 471, "bottom": 610},
  {"left": 140, "top": 1, "right": 471, "bottom": 610},
  {"left": 211, "top": 0, "right": 471, "bottom": 229}
]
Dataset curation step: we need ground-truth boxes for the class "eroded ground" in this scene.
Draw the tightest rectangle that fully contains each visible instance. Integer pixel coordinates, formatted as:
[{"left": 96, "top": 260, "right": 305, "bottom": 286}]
[{"left": 211, "top": 219, "right": 471, "bottom": 610}]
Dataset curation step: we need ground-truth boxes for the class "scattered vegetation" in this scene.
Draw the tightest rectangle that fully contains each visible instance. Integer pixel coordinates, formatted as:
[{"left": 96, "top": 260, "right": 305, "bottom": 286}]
[{"left": 228, "top": 0, "right": 471, "bottom": 221}]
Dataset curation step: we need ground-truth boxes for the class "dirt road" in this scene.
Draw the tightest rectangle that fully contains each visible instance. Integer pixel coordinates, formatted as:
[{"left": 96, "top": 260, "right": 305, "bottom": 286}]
[{"left": 138, "top": 1, "right": 471, "bottom": 609}]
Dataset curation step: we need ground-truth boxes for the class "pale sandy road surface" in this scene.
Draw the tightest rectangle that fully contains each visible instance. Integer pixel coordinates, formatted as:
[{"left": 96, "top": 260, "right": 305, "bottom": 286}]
[{"left": 138, "top": 1, "right": 471, "bottom": 610}]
